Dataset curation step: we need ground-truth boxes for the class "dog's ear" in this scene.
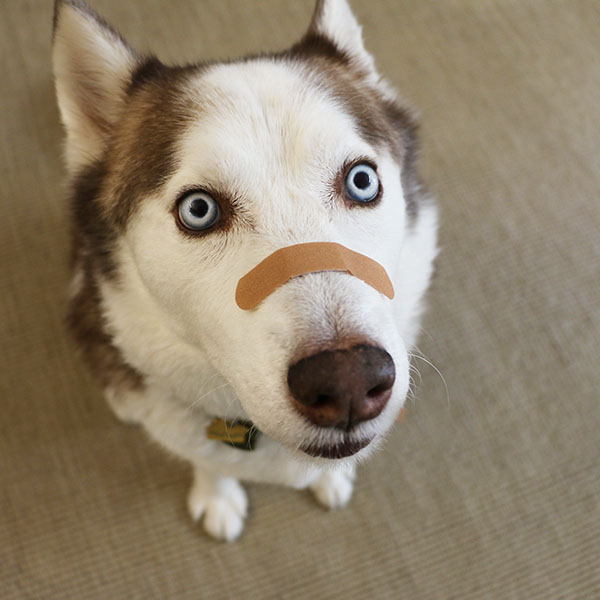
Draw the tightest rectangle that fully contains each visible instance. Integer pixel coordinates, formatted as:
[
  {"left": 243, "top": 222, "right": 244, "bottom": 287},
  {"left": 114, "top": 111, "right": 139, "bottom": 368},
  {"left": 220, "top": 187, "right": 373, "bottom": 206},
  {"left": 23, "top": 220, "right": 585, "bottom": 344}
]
[
  {"left": 52, "top": 0, "right": 140, "bottom": 173},
  {"left": 306, "top": 0, "right": 378, "bottom": 80}
]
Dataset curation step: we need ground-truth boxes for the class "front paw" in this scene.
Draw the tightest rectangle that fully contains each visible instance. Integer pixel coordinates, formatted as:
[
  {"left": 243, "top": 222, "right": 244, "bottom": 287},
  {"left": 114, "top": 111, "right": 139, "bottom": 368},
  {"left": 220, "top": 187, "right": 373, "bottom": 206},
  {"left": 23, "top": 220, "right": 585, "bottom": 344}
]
[
  {"left": 187, "top": 475, "right": 248, "bottom": 542},
  {"left": 310, "top": 467, "right": 355, "bottom": 509}
]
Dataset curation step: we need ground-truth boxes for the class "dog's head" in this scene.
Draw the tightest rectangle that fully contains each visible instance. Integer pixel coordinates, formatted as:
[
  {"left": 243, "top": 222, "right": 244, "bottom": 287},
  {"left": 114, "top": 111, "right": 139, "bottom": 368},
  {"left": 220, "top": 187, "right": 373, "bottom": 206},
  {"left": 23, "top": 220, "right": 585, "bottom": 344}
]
[{"left": 54, "top": 0, "right": 431, "bottom": 462}]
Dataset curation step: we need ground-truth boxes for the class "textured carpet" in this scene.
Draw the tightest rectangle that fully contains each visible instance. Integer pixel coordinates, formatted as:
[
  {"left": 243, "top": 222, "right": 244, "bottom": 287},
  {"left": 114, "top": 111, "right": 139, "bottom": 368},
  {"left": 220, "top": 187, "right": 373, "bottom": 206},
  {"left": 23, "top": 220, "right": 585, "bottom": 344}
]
[{"left": 1, "top": 1, "right": 599, "bottom": 598}]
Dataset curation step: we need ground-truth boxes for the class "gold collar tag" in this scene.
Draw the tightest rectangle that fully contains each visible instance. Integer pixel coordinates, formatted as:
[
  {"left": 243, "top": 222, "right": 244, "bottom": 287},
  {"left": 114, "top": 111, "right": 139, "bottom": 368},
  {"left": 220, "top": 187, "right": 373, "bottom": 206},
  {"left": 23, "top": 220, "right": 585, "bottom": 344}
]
[{"left": 206, "top": 418, "right": 259, "bottom": 451}]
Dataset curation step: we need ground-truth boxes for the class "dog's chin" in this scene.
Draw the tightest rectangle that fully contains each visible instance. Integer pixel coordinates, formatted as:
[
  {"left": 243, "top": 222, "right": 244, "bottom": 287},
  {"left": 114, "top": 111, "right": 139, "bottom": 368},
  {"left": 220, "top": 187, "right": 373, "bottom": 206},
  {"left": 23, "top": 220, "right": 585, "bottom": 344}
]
[
  {"left": 294, "top": 400, "right": 402, "bottom": 462},
  {"left": 300, "top": 435, "right": 374, "bottom": 459}
]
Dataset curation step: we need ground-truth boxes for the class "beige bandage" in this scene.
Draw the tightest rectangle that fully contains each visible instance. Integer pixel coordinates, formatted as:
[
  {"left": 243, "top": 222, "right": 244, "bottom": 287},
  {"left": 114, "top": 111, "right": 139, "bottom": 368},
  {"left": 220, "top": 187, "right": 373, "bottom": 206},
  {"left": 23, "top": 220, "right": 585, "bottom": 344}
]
[{"left": 235, "top": 242, "right": 395, "bottom": 310}]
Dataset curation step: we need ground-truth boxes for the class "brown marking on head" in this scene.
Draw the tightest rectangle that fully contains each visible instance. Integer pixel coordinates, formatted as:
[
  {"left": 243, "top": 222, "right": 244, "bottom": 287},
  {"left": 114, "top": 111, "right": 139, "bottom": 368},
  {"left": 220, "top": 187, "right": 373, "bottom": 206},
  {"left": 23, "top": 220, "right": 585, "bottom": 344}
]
[
  {"left": 67, "top": 261, "right": 145, "bottom": 394},
  {"left": 67, "top": 159, "right": 144, "bottom": 393},
  {"left": 381, "top": 98, "right": 424, "bottom": 219},
  {"left": 65, "top": 59, "right": 203, "bottom": 277},
  {"left": 102, "top": 60, "right": 203, "bottom": 229}
]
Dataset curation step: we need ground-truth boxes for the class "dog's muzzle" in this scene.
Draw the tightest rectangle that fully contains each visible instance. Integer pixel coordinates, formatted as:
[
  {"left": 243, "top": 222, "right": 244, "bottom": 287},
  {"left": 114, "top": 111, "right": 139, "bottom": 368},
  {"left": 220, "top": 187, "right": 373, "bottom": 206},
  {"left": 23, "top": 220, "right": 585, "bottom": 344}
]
[{"left": 236, "top": 242, "right": 397, "bottom": 458}]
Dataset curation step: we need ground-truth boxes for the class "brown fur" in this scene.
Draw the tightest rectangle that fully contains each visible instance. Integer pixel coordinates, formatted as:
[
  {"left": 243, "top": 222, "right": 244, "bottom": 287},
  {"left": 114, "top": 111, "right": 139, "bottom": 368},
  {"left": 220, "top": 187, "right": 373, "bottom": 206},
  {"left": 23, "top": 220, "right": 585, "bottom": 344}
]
[
  {"left": 104, "top": 61, "right": 200, "bottom": 229},
  {"left": 68, "top": 267, "right": 144, "bottom": 393},
  {"left": 67, "top": 161, "right": 144, "bottom": 393}
]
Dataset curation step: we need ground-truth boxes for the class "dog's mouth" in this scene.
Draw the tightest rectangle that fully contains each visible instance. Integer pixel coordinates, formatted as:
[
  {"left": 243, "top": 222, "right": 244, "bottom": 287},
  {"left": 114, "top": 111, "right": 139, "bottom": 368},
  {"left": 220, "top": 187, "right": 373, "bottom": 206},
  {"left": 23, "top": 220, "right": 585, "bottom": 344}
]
[{"left": 300, "top": 435, "right": 374, "bottom": 459}]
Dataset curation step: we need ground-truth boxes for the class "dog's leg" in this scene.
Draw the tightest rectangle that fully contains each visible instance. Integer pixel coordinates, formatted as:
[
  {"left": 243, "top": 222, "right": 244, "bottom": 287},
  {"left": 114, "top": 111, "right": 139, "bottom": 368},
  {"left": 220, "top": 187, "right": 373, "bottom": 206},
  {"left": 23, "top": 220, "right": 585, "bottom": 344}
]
[
  {"left": 309, "top": 464, "right": 356, "bottom": 509},
  {"left": 188, "top": 466, "right": 248, "bottom": 542},
  {"left": 120, "top": 386, "right": 249, "bottom": 541}
]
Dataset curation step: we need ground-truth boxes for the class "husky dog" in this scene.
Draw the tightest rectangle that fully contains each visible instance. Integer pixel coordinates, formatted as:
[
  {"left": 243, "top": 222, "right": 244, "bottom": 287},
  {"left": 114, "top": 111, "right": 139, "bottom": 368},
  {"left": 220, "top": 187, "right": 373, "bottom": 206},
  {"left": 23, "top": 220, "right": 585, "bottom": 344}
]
[{"left": 53, "top": 0, "right": 438, "bottom": 541}]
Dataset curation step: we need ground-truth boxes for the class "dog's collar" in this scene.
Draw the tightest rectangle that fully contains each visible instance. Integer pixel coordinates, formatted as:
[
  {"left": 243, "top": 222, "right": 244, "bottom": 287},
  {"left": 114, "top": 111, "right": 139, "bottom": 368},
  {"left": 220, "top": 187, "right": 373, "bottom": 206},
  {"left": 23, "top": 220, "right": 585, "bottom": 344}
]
[
  {"left": 206, "top": 409, "right": 405, "bottom": 451},
  {"left": 206, "top": 417, "right": 260, "bottom": 451}
]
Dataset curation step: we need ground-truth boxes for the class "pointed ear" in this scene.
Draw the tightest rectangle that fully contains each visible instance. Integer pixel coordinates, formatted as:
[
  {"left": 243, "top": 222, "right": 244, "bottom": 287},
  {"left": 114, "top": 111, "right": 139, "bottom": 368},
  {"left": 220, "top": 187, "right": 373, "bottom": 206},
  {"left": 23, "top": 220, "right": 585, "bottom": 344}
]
[
  {"left": 52, "top": 0, "right": 140, "bottom": 173},
  {"left": 307, "top": 0, "right": 379, "bottom": 79}
]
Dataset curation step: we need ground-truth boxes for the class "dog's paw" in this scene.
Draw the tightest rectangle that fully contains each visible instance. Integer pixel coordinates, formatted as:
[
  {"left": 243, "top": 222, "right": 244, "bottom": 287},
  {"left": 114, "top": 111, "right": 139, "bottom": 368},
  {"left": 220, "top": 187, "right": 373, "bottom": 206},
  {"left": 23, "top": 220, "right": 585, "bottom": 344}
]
[
  {"left": 187, "top": 475, "right": 248, "bottom": 542},
  {"left": 310, "top": 467, "right": 356, "bottom": 509}
]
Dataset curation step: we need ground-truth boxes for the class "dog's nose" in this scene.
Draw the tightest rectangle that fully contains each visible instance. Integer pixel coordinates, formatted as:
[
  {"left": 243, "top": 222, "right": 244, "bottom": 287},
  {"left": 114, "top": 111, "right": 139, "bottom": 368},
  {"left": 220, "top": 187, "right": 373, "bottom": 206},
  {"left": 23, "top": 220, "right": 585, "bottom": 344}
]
[{"left": 287, "top": 343, "right": 395, "bottom": 430}]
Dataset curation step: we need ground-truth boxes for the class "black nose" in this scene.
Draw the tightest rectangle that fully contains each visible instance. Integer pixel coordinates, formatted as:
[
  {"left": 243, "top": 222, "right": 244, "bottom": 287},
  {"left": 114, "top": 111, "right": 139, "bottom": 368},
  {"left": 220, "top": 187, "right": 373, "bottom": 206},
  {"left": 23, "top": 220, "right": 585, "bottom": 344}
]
[{"left": 287, "top": 343, "right": 395, "bottom": 431}]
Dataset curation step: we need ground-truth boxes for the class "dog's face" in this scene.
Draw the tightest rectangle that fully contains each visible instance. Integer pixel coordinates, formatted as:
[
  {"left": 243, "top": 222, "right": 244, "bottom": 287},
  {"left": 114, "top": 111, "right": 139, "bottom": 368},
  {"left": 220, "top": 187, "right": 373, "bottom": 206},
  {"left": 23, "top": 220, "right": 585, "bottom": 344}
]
[{"left": 54, "top": 0, "right": 426, "bottom": 462}]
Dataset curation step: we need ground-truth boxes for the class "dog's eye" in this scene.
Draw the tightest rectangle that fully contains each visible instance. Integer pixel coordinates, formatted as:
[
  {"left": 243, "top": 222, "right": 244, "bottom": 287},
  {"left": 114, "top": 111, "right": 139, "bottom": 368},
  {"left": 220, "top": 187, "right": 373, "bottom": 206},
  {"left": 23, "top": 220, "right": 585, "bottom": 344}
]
[
  {"left": 345, "top": 163, "right": 380, "bottom": 203},
  {"left": 177, "top": 191, "right": 220, "bottom": 231}
]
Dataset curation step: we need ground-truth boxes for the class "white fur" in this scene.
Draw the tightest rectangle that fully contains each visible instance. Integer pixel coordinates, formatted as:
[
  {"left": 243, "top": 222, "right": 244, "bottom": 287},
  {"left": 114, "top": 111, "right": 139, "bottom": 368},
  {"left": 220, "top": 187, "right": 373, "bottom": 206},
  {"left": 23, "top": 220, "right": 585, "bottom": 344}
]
[
  {"left": 188, "top": 468, "right": 248, "bottom": 542},
  {"left": 55, "top": 0, "right": 439, "bottom": 541},
  {"left": 310, "top": 465, "right": 356, "bottom": 509}
]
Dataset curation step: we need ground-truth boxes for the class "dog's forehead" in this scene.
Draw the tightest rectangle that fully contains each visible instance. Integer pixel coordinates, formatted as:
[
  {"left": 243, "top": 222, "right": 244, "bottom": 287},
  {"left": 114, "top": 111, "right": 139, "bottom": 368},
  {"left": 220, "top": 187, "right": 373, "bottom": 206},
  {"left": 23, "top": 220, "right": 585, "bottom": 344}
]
[
  {"left": 104, "top": 54, "right": 410, "bottom": 227},
  {"left": 174, "top": 60, "right": 374, "bottom": 193}
]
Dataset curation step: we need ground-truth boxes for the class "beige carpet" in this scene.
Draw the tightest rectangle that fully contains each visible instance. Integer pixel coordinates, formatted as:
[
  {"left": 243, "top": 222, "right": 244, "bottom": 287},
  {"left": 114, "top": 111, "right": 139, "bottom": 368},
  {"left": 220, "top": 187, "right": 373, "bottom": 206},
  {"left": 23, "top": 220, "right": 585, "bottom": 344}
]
[{"left": 1, "top": 1, "right": 599, "bottom": 598}]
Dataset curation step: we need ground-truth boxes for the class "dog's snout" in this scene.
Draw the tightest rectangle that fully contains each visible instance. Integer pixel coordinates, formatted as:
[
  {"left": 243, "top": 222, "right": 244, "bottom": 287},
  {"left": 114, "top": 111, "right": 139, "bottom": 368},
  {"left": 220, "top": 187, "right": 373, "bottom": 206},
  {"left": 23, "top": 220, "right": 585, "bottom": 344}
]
[{"left": 287, "top": 344, "right": 395, "bottom": 430}]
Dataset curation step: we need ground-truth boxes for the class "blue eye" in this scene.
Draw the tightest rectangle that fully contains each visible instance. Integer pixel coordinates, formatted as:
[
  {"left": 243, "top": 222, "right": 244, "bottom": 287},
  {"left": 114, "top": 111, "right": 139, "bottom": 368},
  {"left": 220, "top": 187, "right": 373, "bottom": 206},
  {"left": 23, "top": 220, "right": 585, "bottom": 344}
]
[
  {"left": 177, "top": 191, "right": 220, "bottom": 231},
  {"left": 345, "top": 163, "right": 380, "bottom": 203}
]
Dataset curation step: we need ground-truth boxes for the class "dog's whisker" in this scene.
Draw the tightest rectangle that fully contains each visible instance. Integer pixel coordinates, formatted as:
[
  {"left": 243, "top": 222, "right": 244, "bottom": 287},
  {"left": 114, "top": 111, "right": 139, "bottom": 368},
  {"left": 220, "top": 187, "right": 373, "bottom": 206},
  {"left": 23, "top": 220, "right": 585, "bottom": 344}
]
[
  {"left": 187, "top": 382, "right": 231, "bottom": 411},
  {"left": 415, "top": 325, "right": 435, "bottom": 344},
  {"left": 409, "top": 348, "right": 450, "bottom": 407},
  {"left": 406, "top": 372, "right": 421, "bottom": 406},
  {"left": 224, "top": 417, "right": 237, "bottom": 445},
  {"left": 218, "top": 392, "right": 237, "bottom": 416},
  {"left": 195, "top": 371, "right": 220, "bottom": 398},
  {"left": 408, "top": 362, "right": 423, "bottom": 385}
]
